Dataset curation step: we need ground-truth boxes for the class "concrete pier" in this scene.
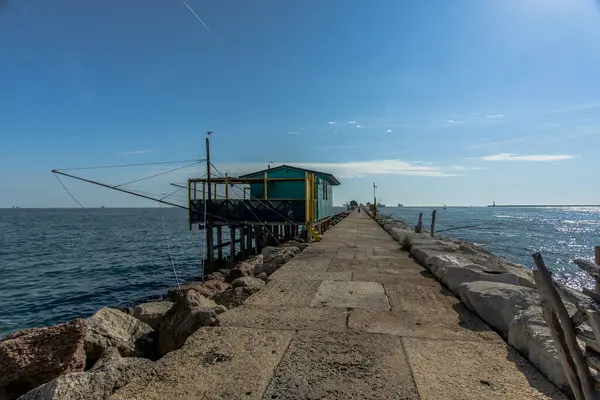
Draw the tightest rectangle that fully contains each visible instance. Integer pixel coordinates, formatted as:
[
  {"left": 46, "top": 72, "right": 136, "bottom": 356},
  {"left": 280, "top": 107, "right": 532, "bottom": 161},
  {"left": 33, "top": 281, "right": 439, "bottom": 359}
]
[{"left": 112, "top": 211, "right": 566, "bottom": 399}]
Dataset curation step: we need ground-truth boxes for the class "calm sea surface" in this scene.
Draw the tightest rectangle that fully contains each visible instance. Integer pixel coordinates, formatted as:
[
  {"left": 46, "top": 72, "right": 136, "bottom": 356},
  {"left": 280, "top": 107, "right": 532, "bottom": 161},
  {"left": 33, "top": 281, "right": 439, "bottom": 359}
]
[{"left": 1, "top": 206, "right": 599, "bottom": 336}]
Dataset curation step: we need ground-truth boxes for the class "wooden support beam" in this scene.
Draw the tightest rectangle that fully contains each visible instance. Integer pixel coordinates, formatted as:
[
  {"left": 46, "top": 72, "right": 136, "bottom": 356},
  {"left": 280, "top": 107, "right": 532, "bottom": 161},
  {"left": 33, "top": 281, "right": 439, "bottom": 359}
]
[{"left": 533, "top": 253, "right": 596, "bottom": 400}]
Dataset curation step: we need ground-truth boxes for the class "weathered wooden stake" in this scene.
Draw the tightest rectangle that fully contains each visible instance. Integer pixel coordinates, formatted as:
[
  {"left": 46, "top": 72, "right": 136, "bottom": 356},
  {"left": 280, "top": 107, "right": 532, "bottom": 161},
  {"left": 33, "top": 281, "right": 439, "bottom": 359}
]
[
  {"left": 533, "top": 269, "right": 585, "bottom": 400},
  {"left": 430, "top": 210, "right": 437, "bottom": 237},
  {"left": 416, "top": 212, "right": 423, "bottom": 233},
  {"left": 533, "top": 253, "right": 596, "bottom": 400}
]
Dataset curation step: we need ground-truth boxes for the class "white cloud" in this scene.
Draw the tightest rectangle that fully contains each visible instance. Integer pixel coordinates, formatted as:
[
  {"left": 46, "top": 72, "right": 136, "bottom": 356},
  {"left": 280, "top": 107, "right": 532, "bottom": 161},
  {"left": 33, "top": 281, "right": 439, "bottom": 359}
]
[
  {"left": 356, "top": 125, "right": 363, "bottom": 128},
  {"left": 118, "top": 149, "right": 152, "bottom": 156},
  {"left": 212, "top": 159, "right": 466, "bottom": 178},
  {"left": 386, "top": 129, "right": 393, "bottom": 133},
  {"left": 480, "top": 153, "right": 579, "bottom": 162},
  {"left": 286, "top": 132, "right": 301, "bottom": 135},
  {"left": 327, "top": 121, "right": 336, "bottom": 125},
  {"left": 348, "top": 121, "right": 357, "bottom": 124},
  {"left": 485, "top": 114, "right": 505, "bottom": 119},
  {"left": 447, "top": 119, "right": 455, "bottom": 124}
]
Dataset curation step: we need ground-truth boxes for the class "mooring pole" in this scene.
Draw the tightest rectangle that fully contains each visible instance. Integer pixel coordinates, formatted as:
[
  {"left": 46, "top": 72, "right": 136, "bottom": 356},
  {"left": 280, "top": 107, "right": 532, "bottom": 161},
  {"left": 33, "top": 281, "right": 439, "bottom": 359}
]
[
  {"left": 430, "top": 209, "right": 437, "bottom": 237},
  {"left": 205, "top": 133, "right": 214, "bottom": 266},
  {"left": 416, "top": 212, "right": 423, "bottom": 233},
  {"left": 373, "top": 182, "right": 377, "bottom": 217}
]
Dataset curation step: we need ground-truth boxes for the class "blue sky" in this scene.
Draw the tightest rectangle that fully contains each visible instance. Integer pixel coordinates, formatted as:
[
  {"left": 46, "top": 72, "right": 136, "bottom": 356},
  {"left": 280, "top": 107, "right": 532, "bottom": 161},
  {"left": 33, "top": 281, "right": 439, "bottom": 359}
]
[{"left": 2, "top": 0, "right": 600, "bottom": 207}]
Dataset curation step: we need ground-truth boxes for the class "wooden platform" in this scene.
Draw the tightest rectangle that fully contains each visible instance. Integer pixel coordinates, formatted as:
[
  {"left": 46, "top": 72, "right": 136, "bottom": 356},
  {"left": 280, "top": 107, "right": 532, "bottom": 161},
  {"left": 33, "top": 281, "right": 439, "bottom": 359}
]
[{"left": 112, "top": 211, "right": 566, "bottom": 400}]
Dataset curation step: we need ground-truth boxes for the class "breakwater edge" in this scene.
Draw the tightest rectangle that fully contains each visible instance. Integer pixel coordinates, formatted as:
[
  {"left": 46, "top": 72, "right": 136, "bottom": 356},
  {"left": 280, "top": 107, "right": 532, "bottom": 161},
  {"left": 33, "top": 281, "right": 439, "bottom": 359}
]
[
  {"left": 370, "top": 209, "right": 599, "bottom": 397},
  {"left": 0, "top": 212, "right": 349, "bottom": 399}
]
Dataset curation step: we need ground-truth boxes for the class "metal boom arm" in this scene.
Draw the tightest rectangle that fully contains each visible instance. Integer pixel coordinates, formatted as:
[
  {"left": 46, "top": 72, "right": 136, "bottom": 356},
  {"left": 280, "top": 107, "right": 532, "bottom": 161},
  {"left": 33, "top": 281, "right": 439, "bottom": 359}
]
[{"left": 51, "top": 170, "right": 188, "bottom": 209}]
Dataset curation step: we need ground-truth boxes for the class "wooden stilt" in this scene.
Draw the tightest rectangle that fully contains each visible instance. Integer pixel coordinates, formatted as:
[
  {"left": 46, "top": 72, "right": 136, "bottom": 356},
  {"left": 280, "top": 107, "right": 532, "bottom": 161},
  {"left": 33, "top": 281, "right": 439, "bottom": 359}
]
[
  {"left": 240, "top": 226, "right": 246, "bottom": 257},
  {"left": 255, "top": 226, "right": 263, "bottom": 254},
  {"left": 245, "top": 226, "right": 252, "bottom": 257},
  {"left": 229, "top": 225, "right": 236, "bottom": 262},
  {"left": 206, "top": 225, "right": 214, "bottom": 268},
  {"left": 216, "top": 226, "right": 223, "bottom": 260}
]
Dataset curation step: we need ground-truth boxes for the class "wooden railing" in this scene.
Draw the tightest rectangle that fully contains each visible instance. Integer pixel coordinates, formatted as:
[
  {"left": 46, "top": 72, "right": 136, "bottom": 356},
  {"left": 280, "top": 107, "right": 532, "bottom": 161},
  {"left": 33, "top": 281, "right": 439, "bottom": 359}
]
[{"left": 533, "top": 246, "right": 600, "bottom": 400}]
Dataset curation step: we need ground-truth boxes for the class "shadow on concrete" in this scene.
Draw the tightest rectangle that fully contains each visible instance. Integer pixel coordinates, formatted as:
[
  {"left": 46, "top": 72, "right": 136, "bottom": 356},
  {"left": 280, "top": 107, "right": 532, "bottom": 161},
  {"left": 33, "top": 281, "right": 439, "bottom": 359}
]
[
  {"left": 505, "top": 344, "right": 568, "bottom": 398},
  {"left": 451, "top": 303, "right": 496, "bottom": 333}
]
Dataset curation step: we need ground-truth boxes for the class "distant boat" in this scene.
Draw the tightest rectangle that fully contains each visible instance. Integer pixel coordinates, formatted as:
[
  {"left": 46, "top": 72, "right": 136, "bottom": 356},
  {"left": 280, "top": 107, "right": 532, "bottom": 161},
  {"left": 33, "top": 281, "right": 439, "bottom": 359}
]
[
  {"left": 397, "top": 203, "right": 403, "bottom": 207},
  {"left": 487, "top": 201, "right": 496, "bottom": 208},
  {"left": 443, "top": 204, "right": 447, "bottom": 210}
]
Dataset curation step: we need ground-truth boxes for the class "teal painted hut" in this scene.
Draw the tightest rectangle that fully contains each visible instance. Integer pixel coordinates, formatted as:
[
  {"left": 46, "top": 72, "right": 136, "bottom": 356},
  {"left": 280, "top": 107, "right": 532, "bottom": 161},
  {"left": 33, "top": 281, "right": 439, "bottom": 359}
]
[{"left": 239, "top": 165, "right": 341, "bottom": 220}]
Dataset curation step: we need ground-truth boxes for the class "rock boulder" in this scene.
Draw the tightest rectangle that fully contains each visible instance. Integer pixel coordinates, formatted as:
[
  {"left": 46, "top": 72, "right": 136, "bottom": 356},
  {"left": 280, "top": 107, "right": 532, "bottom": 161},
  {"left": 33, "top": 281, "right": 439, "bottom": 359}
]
[
  {"left": 228, "top": 255, "right": 264, "bottom": 280},
  {"left": 0, "top": 319, "right": 87, "bottom": 400},
  {"left": 167, "top": 280, "right": 231, "bottom": 302},
  {"left": 210, "top": 287, "right": 258, "bottom": 309},
  {"left": 19, "top": 351, "right": 153, "bottom": 400},
  {"left": 508, "top": 302, "right": 571, "bottom": 393},
  {"left": 85, "top": 308, "right": 155, "bottom": 365},
  {"left": 158, "top": 291, "right": 225, "bottom": 356},
  {"left": 458, "top": 281, "right": 538, "bottom": 335},
  {"left": 204, "top": 271, "right": 227, "bottom": 282},
  {"left": 132, "top": 301, "right": 174, "bottom": 330},
  {"left": 231, "top": 277, "right": 265, "bottom": 291}
]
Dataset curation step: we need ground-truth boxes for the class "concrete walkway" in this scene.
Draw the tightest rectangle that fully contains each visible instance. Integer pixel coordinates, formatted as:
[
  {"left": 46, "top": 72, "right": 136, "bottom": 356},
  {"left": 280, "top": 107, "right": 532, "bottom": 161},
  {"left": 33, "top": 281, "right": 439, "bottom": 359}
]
[{"left": 113, "top": 211, "right": 566, "bottom": 400}]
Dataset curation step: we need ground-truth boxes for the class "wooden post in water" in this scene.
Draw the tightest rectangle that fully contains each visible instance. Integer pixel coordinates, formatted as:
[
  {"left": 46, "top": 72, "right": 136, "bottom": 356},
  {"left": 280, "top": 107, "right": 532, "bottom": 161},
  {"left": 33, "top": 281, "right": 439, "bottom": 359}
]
[
  {"left": 240, "top": 226, "right": 246, "bottom": 257},
  {"left": 229, "top": 226, "right": 236, "bottom": 262},
  {"left": 255, "top": 226, "right": 263, "bottom": 254},
  {"left": 416, "top": 212, "right": 423, "bottom": 233},
  {"left": 430, "top": 210, "right": 437, "bottom": 237},
  {"left": 216, "top": 226, "right": 223, "bottom": 260},
  {"left": 205, "top": 226, "right": 214, "bottom": 267}
]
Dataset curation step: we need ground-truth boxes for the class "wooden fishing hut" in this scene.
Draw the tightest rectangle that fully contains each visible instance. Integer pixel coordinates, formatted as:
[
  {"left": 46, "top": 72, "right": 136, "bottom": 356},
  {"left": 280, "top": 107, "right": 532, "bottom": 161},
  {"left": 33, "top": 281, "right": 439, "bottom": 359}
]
[{"left": 188, "top": 162, "right": 341, "bottom": 271}]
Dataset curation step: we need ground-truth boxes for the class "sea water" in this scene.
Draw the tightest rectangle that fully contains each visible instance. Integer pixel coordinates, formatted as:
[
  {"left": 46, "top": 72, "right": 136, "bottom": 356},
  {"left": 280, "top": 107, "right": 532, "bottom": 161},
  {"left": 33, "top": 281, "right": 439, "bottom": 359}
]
[{"left": 1, "top": 206, "right": 598, "bottom": 336}]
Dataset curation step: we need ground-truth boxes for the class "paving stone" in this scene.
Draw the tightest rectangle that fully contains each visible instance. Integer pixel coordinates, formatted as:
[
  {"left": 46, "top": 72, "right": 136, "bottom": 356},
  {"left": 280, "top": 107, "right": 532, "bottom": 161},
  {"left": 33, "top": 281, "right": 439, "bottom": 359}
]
[
  {"left": 111, "top": 327, "right": 293, "bottom": 400},
  {"left": 403, "top": 338, "right": 567, "bottom": 400},
  {"left": 310, "top": 280, "right": 390, "bottom": 310},
  {"left": 220, "top": 305, "right": 347, "bottom": 332},
  {"left": 278, "top": 257, "right": 333, "bottom": 271},
  {"left": 269, "top": 269, "right": 352, "bottom": 281},
  {"left": 353, "top": 271, "right": 440, "bottom": 287},
  {"left": 348, "top": 306, "right": 500, "bottom": 342},
  {"left": 328, "top": 257, "right": 380, "bottom": 273},
  {"left": 264, "top": 331, "right": 420, "bottom": 400},
  {"left": 386, "top": 283, "right": 460, "bottom": 313},
  {"left": 245, "top": 279, "right": 321, "bottom": 307}
]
